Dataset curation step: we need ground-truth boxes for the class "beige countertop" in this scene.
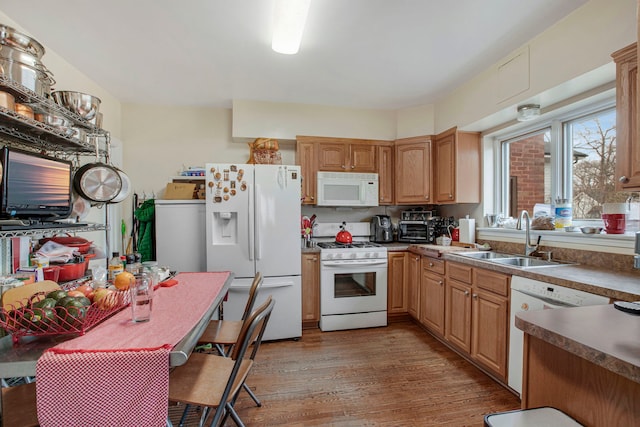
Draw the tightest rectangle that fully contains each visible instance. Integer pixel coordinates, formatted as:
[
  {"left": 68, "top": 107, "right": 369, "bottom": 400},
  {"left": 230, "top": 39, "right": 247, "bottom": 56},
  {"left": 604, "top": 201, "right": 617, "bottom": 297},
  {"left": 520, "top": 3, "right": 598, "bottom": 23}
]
[
  {"left": 443, "top": 252, "right": 640, "bottom": 301},
  {"left": 515, "top": 304, "right": 640, "bottom": 384}
]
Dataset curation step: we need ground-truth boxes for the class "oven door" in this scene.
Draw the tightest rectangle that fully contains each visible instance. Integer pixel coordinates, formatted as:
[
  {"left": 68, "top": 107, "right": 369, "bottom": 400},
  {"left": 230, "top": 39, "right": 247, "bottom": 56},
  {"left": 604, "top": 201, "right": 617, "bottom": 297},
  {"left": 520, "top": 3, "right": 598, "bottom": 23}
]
[
  {"left": 398, "top": 221, "right": 433, "bottom": 243},
  {"left": 320, "top": 259, "right": 387, "bottom": 315}
]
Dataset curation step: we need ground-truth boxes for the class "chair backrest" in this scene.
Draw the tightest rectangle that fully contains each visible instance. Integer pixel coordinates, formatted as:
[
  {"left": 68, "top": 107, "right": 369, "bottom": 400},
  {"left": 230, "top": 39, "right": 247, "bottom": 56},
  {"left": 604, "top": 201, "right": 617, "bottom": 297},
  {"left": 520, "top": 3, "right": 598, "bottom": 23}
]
[
  {"left": 230, "top": 295, "right": 274, "bottom": 362},
  {"left": 240, "top": 272, "right": 263, "bottom": 321}
]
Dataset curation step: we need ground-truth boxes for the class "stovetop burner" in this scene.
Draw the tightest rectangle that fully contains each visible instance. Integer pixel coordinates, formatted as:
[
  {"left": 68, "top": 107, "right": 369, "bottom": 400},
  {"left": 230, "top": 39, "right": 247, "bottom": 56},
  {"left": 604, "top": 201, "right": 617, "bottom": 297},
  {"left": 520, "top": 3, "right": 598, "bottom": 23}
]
[{"left": 317, "top": 241, "right": 383, "bottom": 249}]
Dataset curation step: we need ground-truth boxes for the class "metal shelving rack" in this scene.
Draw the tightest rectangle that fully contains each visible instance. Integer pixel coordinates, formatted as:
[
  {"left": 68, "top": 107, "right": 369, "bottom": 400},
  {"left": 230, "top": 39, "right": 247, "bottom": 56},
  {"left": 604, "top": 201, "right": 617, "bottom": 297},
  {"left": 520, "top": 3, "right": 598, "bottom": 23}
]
[{"left": 0, "top": 75, "right": 112, "bottom": 274}]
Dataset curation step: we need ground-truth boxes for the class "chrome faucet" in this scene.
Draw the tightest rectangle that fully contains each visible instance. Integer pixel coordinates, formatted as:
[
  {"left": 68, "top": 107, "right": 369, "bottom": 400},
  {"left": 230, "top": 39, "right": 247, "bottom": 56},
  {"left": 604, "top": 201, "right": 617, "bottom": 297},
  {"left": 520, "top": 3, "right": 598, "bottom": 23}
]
[{"left": 519, "top": 210, "right": 539, "bottom": 257}]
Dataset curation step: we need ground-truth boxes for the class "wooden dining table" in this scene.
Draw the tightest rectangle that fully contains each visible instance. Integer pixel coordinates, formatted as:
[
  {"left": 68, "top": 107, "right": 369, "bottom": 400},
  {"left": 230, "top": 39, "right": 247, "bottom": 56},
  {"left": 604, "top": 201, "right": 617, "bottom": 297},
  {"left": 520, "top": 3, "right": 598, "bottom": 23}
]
[{"left": 0, "top": 271, "right": 233, "bottom": 427}]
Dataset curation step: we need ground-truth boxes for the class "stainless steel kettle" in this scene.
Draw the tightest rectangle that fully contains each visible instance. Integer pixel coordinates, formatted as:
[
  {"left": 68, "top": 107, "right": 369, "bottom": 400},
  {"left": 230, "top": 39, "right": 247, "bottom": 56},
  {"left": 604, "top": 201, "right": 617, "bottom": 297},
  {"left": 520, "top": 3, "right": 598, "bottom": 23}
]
[{"left": 370, "top": 215, "right": 393, "bottom": 243}]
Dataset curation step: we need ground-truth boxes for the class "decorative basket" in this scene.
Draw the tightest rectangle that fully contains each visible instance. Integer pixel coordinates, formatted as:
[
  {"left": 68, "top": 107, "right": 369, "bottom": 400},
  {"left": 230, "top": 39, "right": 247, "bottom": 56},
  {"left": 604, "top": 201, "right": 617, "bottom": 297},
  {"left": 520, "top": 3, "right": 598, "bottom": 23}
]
[{"left": 0, "top": 288, "right": 129, "bottom": 344}]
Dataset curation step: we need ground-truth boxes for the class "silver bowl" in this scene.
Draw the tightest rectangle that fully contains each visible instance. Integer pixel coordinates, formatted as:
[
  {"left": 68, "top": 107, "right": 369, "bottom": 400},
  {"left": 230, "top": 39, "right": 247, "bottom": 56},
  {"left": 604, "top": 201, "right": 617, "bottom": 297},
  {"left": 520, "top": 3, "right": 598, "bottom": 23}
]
[
  {"left": 35, "top": 112, "right": 71, "bottom": 128},
  {"left": 51, "top": 91, "right": 101, "bottom": 120},
  {"left": 580, "top": 226, "right": 603, "bottom": 234}
]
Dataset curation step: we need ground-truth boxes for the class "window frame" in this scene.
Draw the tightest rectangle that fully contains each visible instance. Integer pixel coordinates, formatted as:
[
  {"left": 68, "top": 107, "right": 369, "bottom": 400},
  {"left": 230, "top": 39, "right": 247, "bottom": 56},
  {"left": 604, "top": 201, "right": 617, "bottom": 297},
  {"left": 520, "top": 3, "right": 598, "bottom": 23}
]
[{"left": 491, "top": 97, "right": 616, "bottom": 222}]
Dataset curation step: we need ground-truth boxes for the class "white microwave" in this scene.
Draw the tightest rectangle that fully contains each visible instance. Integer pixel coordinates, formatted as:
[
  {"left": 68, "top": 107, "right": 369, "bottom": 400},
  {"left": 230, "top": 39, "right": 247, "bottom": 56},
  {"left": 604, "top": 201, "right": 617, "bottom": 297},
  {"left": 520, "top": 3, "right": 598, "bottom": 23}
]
[{"left": 316, "top": 171, "right": 379, "bottom": 207}]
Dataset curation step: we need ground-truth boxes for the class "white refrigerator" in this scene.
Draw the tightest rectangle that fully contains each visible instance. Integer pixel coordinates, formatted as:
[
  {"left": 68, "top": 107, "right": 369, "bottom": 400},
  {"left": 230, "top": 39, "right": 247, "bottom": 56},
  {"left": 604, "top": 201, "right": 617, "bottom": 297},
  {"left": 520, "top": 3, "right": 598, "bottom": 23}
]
[{"left": 205, "top": 164, "right": 302, "bottom": 340}]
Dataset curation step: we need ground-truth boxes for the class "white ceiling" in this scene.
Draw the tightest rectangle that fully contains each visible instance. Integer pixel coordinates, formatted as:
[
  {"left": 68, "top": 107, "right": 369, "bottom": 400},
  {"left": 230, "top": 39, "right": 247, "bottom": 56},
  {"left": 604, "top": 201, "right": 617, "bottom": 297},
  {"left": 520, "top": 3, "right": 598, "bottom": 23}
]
[{"left": 0, "top": 0, "right": 588, "bottom": 110}]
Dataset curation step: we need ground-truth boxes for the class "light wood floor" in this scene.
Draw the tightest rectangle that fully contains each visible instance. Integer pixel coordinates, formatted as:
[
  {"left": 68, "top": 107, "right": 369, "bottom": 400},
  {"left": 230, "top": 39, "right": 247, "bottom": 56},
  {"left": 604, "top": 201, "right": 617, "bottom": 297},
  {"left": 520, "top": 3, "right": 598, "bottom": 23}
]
[{"left": 169, "top": 321, "right": 520, "bottom": 426}]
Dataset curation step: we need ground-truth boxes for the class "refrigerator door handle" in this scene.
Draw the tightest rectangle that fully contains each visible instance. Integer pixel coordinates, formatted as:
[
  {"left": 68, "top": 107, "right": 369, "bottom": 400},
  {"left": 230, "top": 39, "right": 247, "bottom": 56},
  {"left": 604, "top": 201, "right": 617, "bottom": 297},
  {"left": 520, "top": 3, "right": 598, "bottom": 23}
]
[
  {"left": 248, "top": 183, "right": 254, "bottom": 261},
  {"left": 230, "top": 280, "right": 293, "bottom": 291},
  {"left": 255, "top": 184, "right": 261, "bottom": 261}
]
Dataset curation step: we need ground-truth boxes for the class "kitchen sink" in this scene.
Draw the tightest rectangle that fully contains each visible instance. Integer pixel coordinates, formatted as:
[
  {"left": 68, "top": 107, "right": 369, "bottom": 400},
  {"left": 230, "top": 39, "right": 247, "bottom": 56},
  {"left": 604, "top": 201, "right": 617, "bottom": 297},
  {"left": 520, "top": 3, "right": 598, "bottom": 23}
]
[
  {"left": 457, "top": 251, "right": 573, "bottom": 268},
  {"left": 488, "top": 256, "right": 571, "bottom": 268},
  {"left": 458, "top": 251, "right": 512, "bottom": 260}
]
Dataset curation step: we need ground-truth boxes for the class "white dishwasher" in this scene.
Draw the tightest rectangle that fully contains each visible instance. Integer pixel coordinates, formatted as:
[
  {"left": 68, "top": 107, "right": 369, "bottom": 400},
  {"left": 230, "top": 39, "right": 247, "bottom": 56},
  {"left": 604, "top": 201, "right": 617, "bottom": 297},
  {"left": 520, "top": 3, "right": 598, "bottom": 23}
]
[{"left": 508, "top": 276, "right": 609, "bottom": 396}]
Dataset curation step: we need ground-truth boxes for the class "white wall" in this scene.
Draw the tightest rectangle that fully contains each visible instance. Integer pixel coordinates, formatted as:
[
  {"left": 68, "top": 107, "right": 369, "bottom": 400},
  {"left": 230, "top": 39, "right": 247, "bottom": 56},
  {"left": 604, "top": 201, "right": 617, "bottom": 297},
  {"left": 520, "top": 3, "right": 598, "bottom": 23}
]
[
  {"left": 435, "top": 0, "right": 636, "bottom": 133},
  {"left": 232, "top": 99, "right": 398, "bottom": 140}
]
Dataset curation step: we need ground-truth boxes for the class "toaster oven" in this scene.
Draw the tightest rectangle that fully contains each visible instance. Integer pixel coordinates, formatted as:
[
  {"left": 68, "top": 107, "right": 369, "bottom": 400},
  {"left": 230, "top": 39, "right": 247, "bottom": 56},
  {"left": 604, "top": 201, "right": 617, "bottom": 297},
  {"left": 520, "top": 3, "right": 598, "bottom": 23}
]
[{"left": 397, "top": 220, "right": 436, "bottom": 243}]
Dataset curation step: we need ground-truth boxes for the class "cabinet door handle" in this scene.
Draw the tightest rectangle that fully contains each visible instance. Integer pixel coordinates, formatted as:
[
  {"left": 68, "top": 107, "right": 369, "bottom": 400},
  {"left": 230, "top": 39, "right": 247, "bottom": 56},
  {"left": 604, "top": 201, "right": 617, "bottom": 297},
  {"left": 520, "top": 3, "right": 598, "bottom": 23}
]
[
  {"left": 438, "top": 280, "right": 443, "bottom": 286},
  {"left": 620, "top": 176, "right": 630, "bottom": 184},
  {"left": 448, "top": 194, "right": 453, "bottom": 199},
  {"left": 464, "top": 290, "right": 469, "bottom": 296},
  {"left": 415, "top": 257, "right": 419, "bottom": 261},
  {"left": 311, "top": 257, "right": 318, "bottom": 262},
  {"left": 472, "top": 294, "right": 478, "bottom": 299},
  {"left": 310, "top": 196, "right": 315, "bottom": 200},
  {"left": 429, "top": 262, "right": 434, "bottom": 267},
  {"left": 350, "top": 165, "right": 355, "bottom": 169},
  {"left": 341, "top": 165, "right": 346, "bottom": 169}
]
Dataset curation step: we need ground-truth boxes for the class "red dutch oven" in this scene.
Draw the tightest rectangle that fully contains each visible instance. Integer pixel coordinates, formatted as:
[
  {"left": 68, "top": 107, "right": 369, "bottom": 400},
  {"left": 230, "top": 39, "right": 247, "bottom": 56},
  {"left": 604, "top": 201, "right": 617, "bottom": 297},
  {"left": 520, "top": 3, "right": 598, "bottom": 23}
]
[
  {"left": 54, "top": 253, "right": 96, "bottom": 282},
  {"left": 39, "top": 235, "right": 92, "bottom": 254}
]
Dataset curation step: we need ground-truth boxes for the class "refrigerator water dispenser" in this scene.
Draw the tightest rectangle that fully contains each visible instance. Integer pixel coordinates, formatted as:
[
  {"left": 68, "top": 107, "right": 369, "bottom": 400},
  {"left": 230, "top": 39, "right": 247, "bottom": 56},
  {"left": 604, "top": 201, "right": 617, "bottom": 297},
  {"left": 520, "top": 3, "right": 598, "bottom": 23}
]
[{"left": 212, "top": 211, "right": 237, "bottom": 243}]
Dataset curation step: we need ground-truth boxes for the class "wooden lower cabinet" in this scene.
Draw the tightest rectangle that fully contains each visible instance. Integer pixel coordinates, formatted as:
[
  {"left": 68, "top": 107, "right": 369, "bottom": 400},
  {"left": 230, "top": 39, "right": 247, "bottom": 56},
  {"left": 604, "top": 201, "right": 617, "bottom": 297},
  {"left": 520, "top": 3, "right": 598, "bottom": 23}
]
[
  {"left": 387, "top": 251, "right": 408, "bottom": 319},
  {"left": 444, "top": 262, "right": 510, "bottom": 382},
  {"left": 420, "top": 256, "right": 446, "bottom": 336},
  {"left": 301, "top": 252, "right": 320, "bottom": 328},
  {"left": 407, "top": 253, "right": 421, "bottom": 319},
  {"left": 445, "top": 278, "right": 472, "bottom": 352},
  {"left": 472, "top": 289, "right": 508, "bottom": 378},
  {"left": 420, "top": 270, "right": 446, "bottom": 336}
]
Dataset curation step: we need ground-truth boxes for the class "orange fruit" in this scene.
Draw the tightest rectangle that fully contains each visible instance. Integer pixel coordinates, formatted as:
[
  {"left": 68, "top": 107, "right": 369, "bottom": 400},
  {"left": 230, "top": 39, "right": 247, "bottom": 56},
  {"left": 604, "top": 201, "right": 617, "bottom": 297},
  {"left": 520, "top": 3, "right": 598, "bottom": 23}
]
[{"left": 114, "top": 271, "right": 135, "bottom": 290}]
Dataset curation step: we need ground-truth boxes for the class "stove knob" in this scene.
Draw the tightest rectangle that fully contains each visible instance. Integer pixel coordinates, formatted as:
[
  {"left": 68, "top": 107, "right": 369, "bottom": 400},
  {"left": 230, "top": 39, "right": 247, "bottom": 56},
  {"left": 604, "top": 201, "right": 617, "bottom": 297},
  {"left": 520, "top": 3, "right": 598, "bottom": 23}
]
[
  {"left": 326, "top": 253, "right": 334, "bottom": 260},
  {"left": 350, "top": 253, "right": 357, "bottom": 259}
]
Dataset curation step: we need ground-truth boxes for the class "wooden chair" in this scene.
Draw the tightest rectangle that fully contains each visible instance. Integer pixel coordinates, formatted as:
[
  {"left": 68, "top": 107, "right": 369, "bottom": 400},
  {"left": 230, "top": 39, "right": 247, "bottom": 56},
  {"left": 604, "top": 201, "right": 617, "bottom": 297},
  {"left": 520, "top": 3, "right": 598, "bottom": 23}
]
[
  {"left": 169, "top": 296, "right": 275, "bottom": 427},
  {"left": 197, "top": 272, "right": 264, "bottom": 407},
  {"left": 197, "top": 272, "right": 263, "bottom": 356},
  {"left": 1, "top": 381, "right": 38, "bottom": 427}
]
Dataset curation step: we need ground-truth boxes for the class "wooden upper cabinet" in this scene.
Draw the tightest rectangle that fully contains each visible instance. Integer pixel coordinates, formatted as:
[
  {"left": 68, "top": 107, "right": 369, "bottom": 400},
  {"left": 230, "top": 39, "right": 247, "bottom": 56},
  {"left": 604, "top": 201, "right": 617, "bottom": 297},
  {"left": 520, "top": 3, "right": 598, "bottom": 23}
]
[
  {"left": 613, "top": 43, "right": 640, "bottom": 191},
  {"left": 394, "top": 136, "right": 432, "bottom": 205},
  {"left": 317, "top": 142, "right": 376, "bottom": 172},
  {"left": 377, "top": 144, "right": 394, "bottom": 205},
  {"left": 434, "top": 127, "right": 481, "bottom": 204},
  {"left": 296, "top": 139, "right": 317, "bottom": 205}
]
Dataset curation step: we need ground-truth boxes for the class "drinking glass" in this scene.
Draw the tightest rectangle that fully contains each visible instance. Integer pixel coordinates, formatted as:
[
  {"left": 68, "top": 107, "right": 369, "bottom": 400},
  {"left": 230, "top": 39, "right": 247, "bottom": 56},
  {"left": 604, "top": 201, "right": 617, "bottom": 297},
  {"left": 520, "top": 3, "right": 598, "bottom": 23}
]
[{"left": 130, "top": 272, "right": 153, "bottom": 322}]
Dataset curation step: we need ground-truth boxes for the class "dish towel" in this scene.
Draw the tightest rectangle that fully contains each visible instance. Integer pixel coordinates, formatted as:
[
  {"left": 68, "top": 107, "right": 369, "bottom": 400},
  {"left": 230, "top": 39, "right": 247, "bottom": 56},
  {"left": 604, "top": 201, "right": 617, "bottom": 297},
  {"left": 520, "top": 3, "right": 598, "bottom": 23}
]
[{"left": 35, "top": 271, "right": 230, "bottom": 427}]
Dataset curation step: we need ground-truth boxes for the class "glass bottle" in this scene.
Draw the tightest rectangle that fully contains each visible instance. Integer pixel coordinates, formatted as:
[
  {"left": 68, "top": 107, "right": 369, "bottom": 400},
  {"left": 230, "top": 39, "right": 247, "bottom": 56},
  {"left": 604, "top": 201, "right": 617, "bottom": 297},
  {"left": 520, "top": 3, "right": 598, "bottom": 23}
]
[{"left": 108, "top": 252, "right": 124, "bottom": 281}]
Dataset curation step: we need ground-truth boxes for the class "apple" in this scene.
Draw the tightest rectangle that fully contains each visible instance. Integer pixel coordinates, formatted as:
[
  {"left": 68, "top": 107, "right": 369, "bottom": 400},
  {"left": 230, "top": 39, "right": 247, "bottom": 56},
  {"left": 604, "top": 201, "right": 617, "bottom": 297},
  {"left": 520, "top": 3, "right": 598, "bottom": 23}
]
[
  {"left": 67, "top": 290, "right": 85, "bottom": 298},
  {"left": 75, "top": 284, "right": 95, "bottom": 302},
  {"left": 93, "top": 288, "right": 115, "bottom": 310}
]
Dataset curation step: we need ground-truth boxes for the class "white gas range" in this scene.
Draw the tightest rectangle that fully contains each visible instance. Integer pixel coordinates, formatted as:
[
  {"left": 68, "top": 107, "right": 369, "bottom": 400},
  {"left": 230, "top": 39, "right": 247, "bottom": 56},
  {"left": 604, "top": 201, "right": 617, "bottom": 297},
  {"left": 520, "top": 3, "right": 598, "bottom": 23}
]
[{"left": 313, "top": 222, "right": 388, "bottom": 332}]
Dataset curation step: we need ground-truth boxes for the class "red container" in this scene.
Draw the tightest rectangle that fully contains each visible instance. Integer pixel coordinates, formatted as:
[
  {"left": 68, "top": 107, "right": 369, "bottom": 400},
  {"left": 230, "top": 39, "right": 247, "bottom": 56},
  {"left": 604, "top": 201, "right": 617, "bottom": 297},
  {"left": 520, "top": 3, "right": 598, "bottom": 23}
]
[
  {"left": 602, "top": 213, "right": 626, "bottom": 234},
  {"left": 39, "top": 235, "right": 92, "bottom": 254},
  {"left": 43, "top": 265, "right": 61, "bottom": 282},
  {"left": 54, "top": 253, "right": 97, "bottom": 282}
]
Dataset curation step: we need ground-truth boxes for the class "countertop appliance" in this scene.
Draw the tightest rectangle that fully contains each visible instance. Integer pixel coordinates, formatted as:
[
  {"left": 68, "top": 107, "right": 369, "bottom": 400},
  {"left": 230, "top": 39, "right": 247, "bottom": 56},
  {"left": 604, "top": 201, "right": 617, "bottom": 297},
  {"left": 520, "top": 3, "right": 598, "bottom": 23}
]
[
  {"left": 205, "top": 164, "right": 302, "bottom": 341},
  {"left": 370, "top": 214, "right": 393, "bottom": 243},
  {"left": 316, "top": 171, "right": 379, "bottom": 207},
  {"left": 508, "top": 276, "right": 609, "bottom": 396},
  {"left": 397, "top": 211, "right": 452, "bottom": 243},
  {"left": 155, "top": 199, "right": 206, "bottom": 273},
  {"left": 313, "top": 222, "right": 388, "bottom": 332}
]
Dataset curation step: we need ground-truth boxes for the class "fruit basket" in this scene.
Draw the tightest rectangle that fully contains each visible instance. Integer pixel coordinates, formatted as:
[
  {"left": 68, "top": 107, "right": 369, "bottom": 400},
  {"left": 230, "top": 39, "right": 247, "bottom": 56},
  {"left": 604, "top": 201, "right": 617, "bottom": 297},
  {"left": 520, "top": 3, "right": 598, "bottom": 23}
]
[{"left": 0, "top": 288, "right": 129, "bottom": 344}]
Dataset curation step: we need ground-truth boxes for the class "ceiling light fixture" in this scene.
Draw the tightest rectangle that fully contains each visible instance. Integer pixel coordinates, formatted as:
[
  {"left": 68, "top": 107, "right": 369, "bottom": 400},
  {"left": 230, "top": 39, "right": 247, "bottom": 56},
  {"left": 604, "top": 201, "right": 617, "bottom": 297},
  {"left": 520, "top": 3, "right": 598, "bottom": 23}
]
[
  {"left": 516, "top": 104, "right": 541, "bottom": 122},
  {"left": 271, "top": 0, "right": 311, "bottom": 55}
]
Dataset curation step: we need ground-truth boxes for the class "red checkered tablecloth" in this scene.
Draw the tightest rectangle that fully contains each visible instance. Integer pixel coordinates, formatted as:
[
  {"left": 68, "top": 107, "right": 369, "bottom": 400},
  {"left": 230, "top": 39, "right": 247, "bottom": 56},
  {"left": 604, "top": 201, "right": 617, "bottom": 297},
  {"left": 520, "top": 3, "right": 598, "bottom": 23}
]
[{"left": 35, "top": 271, "right": 230, "bottom": 427}]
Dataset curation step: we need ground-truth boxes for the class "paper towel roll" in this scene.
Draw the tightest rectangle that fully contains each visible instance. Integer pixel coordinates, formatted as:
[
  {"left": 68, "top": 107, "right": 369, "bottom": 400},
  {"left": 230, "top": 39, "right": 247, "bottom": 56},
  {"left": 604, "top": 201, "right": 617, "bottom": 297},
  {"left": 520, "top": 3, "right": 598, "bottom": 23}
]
[{"left": 459, "top": 218, "right": 475, "bottom": 244}]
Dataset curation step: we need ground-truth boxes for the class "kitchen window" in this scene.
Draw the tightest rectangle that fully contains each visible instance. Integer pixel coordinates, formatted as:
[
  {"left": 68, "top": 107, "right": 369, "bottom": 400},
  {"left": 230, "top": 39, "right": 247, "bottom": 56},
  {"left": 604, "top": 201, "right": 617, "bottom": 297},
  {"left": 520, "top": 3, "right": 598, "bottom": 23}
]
[{"left": 497, "top": 99, "right": 628, "bottom": 223}]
